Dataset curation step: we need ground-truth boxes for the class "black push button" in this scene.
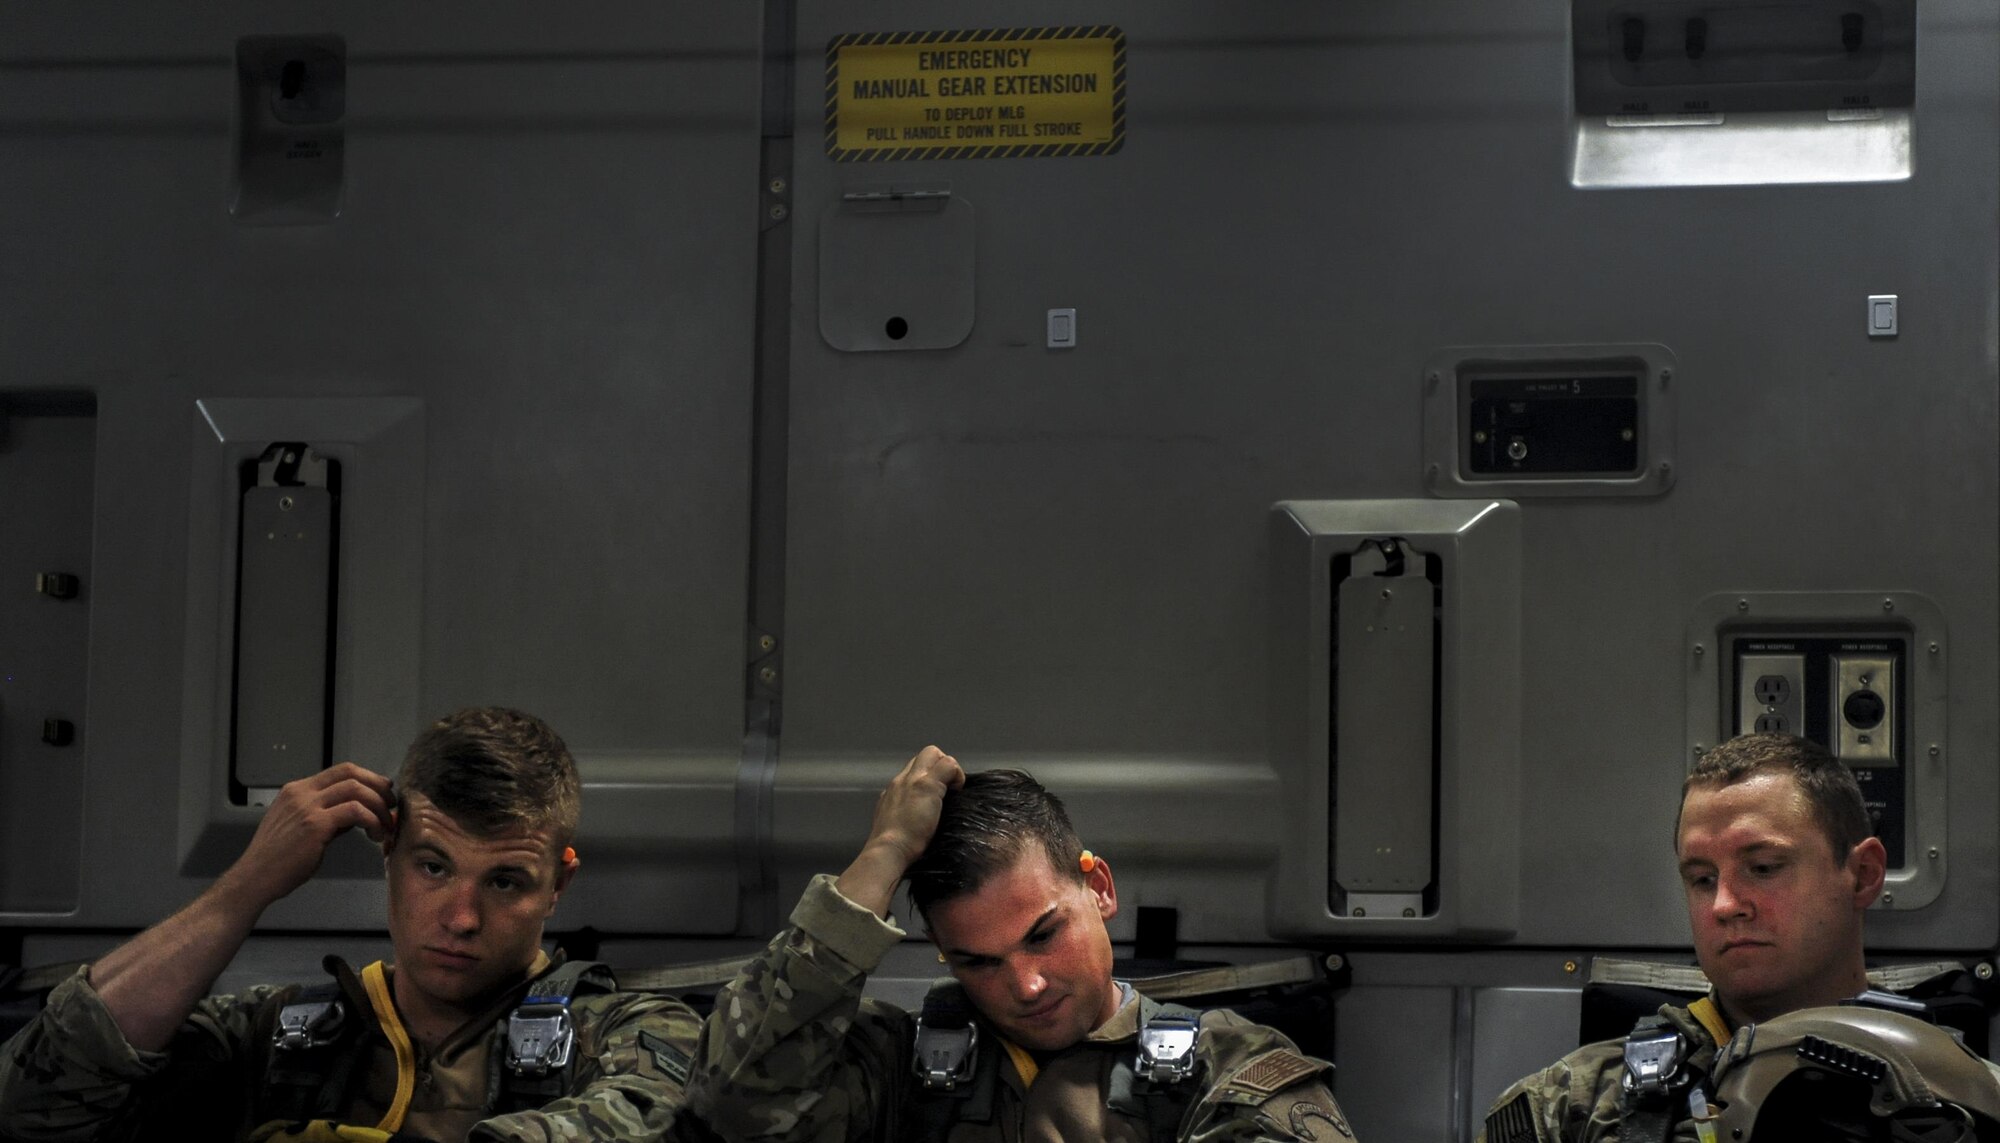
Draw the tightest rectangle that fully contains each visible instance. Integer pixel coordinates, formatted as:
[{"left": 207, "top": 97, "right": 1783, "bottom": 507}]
[{"left": 1623, "top": 17, "right": 1646, "bottom": 62}]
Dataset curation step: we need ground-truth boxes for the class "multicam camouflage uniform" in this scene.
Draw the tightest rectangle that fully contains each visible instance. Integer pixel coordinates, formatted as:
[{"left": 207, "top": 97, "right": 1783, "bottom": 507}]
[
  {"left": 688, "top": 874, "right": 1355, "bottom": 1142},
  {"left": 1476, "top": 1001, "right": 1721, "bottom": 1143},
  {"left": 0, "top": 953, "right": 700, "bottom": 1143},
  {"left": 1479, "top": 995, "right": 2000, "bottom": 1143}
]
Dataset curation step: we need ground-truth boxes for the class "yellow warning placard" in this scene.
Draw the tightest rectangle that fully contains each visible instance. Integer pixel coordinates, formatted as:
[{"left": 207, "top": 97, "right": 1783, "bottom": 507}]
[{"left": 826, "top": 27, "right": 1125, "bottom": 161}]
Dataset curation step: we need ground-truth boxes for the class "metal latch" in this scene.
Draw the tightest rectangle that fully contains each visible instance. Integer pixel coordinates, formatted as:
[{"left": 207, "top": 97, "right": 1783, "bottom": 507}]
[
  {"left": 272, "top": 998, "right": 345, "bottom": 1051},
  {"left": 254, "top": 442, "right": 330, "bottom": 490},
  {"left": 1621, "top": 1025, "right": 1689, "bottom": 1099},
  {"left": 1135, "top": 1013, "right": 1201, "bottom": 1084},
  {"left": 912, "top": 1015, "right": 979, "bottom": 1091},
  {"left": 505, "top": 1003, "right": 576, "bottom": 1078}
]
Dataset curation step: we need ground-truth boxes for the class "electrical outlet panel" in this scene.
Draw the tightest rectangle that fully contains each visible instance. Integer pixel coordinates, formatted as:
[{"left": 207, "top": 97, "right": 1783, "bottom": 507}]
[
  {"left": 1688, "top": 592, "right": 1945, "bottom": 910},
  {"left": 1730, "top": 636, "right": 1907, "bottom": 865},
  {"left": 1831, "top": 654, "right": 1896, "bottom": 765},
  {"left": 1736, "top": 652, "right": 1804, "bottom": 737}
]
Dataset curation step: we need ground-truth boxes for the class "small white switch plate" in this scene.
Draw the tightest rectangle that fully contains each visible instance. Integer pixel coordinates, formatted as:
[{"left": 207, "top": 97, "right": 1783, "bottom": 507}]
[
  {"left": 1046, "top": 307, "right": 1077, "bottom": 349},
  {"left": 1868, "top": 294, "right": 1898, "bottom": 338}
]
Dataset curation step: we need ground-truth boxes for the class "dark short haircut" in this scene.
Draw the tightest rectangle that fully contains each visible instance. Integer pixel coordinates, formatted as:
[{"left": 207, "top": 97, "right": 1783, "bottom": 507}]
[
  {"left": 906, "top": 769, "right": 1083, "bottom": 919},
  {"left": 396, "top": 707, "right": 580, "bottom": 846},
  {"left": 1677, "top": 733, "right": 1872, "bottom": 863}
]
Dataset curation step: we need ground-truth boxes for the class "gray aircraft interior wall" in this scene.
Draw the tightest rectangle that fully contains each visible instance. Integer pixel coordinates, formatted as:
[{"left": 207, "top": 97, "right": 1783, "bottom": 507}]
[
  {"left": 0, "top": 5, "right": 762, "bottom": 933},
  {"left": 3, "top": 3, "right": 1997, "bottom": 1141}
]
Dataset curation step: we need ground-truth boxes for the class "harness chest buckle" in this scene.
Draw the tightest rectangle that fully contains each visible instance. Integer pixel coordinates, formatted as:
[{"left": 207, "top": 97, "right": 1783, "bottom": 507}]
[
  {"left": 912, "top": 1016, "right": 980, "bottom": 1091},
  {"left": 272, "top": 998, "right": 345, "bottom": 1052},
  {"left": 1136, "top": 1013, "right": 1201, "bottom": 1085},
  {"left": 505, "top": 1002, "right": 576, "bottom": 1078},
  {"left": 1621, "top": 1025, "right": 1690, "bottom": 1100}
]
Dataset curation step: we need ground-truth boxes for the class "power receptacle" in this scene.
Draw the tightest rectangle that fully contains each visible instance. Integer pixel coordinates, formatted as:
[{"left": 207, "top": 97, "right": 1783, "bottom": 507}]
[{"left": 1737, "top": 653, "right": 1806, "bottom": 739}]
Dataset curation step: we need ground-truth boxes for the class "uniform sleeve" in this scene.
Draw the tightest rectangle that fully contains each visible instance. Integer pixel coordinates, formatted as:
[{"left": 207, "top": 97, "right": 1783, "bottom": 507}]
[
  {"left": 1180, "top": 1012, "right": 1357, "bottom": 1142},
  {"left": 0, "top": 965, "right": 276, "bottom": 1142},
  {"left": 470, "top": 991, "right": 705, "bottom": 1143},
  {"left": 681, "top": 874, "right": 913, "bottom": 1143},
  {"left": 1474, "top": 1043, "right": 1625, "bottom": 1143}
]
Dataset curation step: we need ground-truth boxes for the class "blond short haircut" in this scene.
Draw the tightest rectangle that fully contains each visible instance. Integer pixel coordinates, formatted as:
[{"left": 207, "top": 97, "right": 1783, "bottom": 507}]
[{"left": 396, "top": 707, "right": 580, "bottom": 846}]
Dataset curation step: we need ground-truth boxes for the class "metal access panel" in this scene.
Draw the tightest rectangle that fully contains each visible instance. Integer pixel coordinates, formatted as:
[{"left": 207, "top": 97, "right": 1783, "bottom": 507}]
[
  {"left": 0, "top": 393, "right": 95, "bottom": 918},
  {"left": 1687, "top": 592, "right": 1947, "bottom": 909},
  {"left": 1423, "top": 344, "right": 1676, "bottom": 498},
  {"left": 1333, "top": 551, "right": 1436, "bottom": 919},
  {"left": 231, "top": 445, "right": 338, "bottom": 794},
  {"left": 1570, "top": 0, "right": 1917, "bottom": 187},
  {"left": 819, "top": 189, "right": 975, "bottom": 351},
  {"left": 1270, "top": 499, "right": 1521, "bottom": 940},
  {"left": 232, "top": 35, "right": 346, "bottom": 225},
  {"left": 1573, "top": 0, "right": 1918, "bottom": 116},
  {"left": 181, "top": 400, "right": 424, "bottom": 884}
]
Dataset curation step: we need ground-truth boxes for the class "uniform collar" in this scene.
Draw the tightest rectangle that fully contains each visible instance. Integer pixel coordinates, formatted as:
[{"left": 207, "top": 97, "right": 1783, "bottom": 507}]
[
  {"left": 327, "top": 948, "right": 558, "bottom": 1061},
  {"left": 1082, "top": 980, "right": 1142, "bottom": 1044}
]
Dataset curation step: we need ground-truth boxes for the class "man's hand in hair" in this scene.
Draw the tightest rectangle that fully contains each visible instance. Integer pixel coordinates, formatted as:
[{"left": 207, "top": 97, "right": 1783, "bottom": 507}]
[
  {"left": 225, "top": 761, "right": 397, "bottom": 912},
  {"left": 835, "top": 745, "right": 964, "bottom": 917}
]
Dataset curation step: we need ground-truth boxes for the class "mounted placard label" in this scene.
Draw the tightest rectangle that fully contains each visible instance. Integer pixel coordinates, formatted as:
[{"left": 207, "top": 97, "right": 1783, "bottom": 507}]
[{"left": 825, "top": 27, "right": 1125, "bottom": 161}]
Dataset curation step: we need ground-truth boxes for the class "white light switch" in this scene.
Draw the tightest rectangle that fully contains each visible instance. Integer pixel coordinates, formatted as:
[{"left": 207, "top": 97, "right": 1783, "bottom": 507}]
[
  {"left": 1046, "top": 307, "right": 1077, "bottom": 349},
  {"left": 1868, "top": 294, "right": 1898, "bottom": 338}
]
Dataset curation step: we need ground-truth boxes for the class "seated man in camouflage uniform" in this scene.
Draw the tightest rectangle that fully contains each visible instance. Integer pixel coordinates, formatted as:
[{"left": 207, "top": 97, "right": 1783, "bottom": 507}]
[
  {"left": 0, "top": 706, "right": 699, "bottom": 1143},
  {"left": 1479, "top": 733, "right": 1909, "bottom": 1143},
  {"left": 687, "top": 745, "right": 1355, "bottom": 1142}
]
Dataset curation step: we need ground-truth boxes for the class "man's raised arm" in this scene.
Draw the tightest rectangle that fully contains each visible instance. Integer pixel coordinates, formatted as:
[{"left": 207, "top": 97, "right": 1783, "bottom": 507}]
[{"left": 85, "top": 762, "right": 394, "bottom": 1051}]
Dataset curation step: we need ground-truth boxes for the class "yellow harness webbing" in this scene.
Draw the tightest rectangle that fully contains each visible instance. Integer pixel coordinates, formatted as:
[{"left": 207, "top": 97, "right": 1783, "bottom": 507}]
[
  {"left": 359, "top": 961, "right": 417, "bottom": 1133},
  {"left": 999, "top": 1037, "right": 1039, "bottom": 1090},
  {"left": 1688, "top": 996, "right": 1731, "bottom": 1048}
]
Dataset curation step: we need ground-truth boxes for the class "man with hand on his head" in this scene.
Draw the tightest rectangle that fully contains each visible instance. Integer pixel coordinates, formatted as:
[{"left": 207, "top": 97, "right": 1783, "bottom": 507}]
[
  {"left": 0, "top": 706, "right": 700, "bottom": 1143},
  {"left": 687, "top": 745, "right": 1355, "bottom": 1142}
]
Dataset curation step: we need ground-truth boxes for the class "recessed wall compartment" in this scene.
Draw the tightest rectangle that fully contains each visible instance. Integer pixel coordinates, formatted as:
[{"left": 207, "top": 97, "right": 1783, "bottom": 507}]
[
  {"left": 1424, "top": 343, "right": 1676, "bottom": 498},
  {"left": 233, "top": 35, "right": 346, "bottom": 225},
  {"left": 819, "top": 186, "right": 975, "bottom": 352}
]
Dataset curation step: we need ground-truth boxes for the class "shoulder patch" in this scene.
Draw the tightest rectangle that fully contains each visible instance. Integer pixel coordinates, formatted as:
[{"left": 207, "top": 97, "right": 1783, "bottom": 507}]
[
  {"left": 638, "top": 1029, "right": 692, "bottom": 1087},
  {"left": 1230, "top": 1048, "right": 1327, "bottom": 1096},
  {"left": 1484, "top": 1091, "right": 1538, "bottom": 1143}
]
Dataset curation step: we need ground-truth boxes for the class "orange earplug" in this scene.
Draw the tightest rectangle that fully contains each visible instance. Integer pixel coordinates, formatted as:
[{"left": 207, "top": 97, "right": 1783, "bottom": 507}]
[
  {"left": 563, "top": 846, "right": 577, "bottom": 865},
  {"left": 1079, "top": 850, "right": 1096, "bottom": 874}
]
